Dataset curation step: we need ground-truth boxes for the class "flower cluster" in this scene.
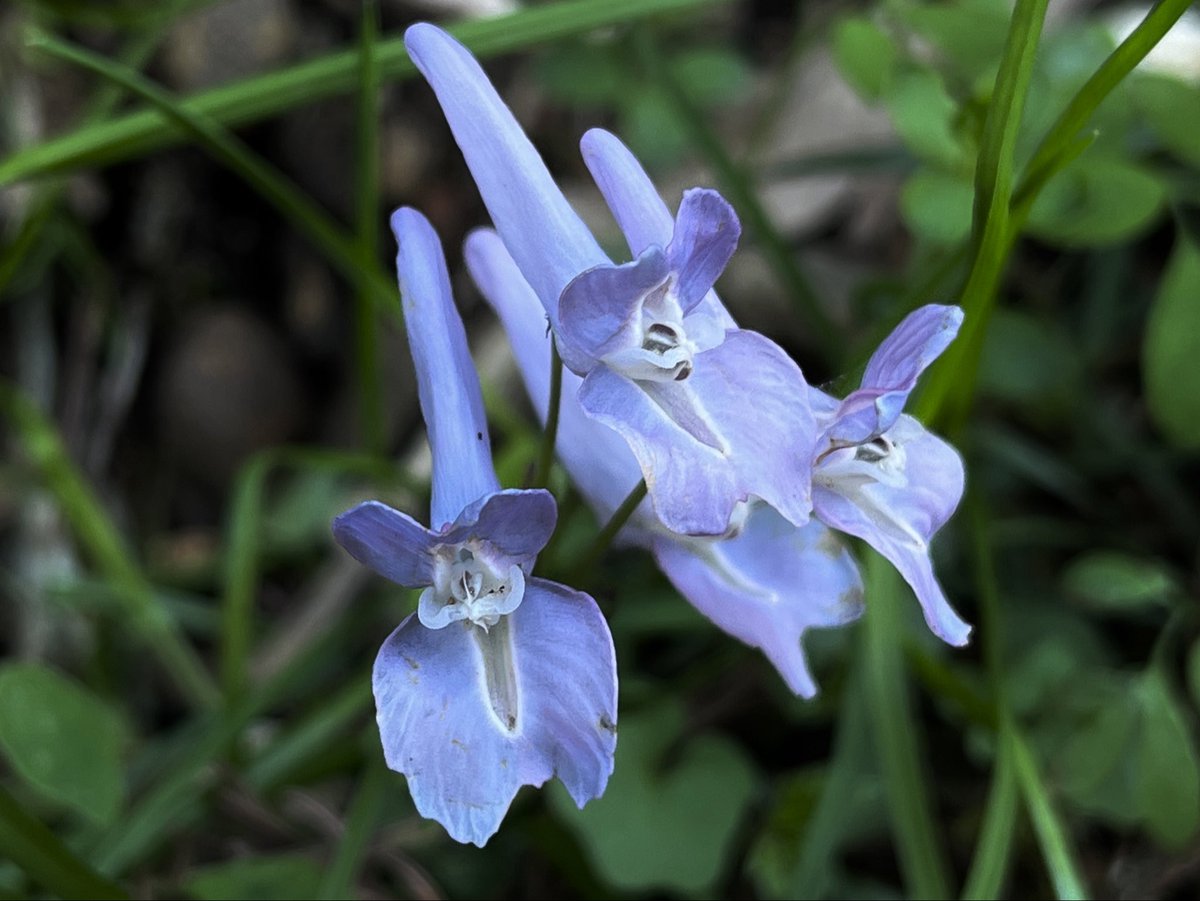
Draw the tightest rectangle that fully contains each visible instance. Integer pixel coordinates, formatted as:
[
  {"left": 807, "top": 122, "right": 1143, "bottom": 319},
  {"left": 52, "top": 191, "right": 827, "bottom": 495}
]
[{"left": 331, "top": 23, "right": 971, "bottom": 847}]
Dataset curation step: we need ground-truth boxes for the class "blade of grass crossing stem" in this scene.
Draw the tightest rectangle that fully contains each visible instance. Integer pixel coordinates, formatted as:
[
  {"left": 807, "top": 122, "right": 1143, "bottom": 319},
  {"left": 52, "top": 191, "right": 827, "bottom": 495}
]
[
  {"left": 916, "top": 0, "right": 1048, "bottom": 429},
  {"left": 0, "top": 382, "right": 217, "bottom": 707},
  {"left": 1013, "top": 0, "right": 1194, "bottom": 211},
  {"left": 25, "top": 31, "right": 400, "bottom": 322},
  {"left": 0, "top": 784, "right": 128, "bottom": 900},
  {"left": 355, "top": 0, "right": 385, "bottom": 455},
  {"left": 862, "top": 551, "right": 953, "bottom": 898},
  {"left": 0, "top": 0, "right": 731, "bottom": 185},
  {"left": 317, "top": 758, "right": 390, "bottom": 900},
  {"left": 960, "top": 740, "right": 1019, "bottom": 900},
  {"left": 635, "top": 29, "right": 839, "bottom": 364}
]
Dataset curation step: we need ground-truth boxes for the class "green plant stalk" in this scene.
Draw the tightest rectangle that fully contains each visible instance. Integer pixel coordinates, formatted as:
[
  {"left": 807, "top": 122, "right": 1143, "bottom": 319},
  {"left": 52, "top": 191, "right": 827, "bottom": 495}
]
[
  {"left": 914, "top": 0, "right": 1049, "bottom": 429},
  {"left": 961, "top": 736, "right": 1019, "bottom": 901},
  {"left": 0, "top": 382, "right": 218, "bottom": 708},
  {"left": 316, "top": 757, "right": 390, "bottom": 901},
  {"left": 862, "top": 552, "right": 954, "bottom": 899},
  {"left": 26, "top": 31, "right": 399, "bottom": 319},
  {"left": 0, "top": 783, "right": 128, "bottom": 900},
  {"left": 575, "top": 480, "right": 648, "bottom": 583},
  {"left": 355, "top": 0, "right": 385, "bottom": 455},
  {"left": 1, "top": 0, "right": 731, "bottom": 186},
  {"left": 635, "top": 30, "right": 839, "bottom": 362},
  {"left": 532, "top": 338, "right": 564, "bottom": 489}
]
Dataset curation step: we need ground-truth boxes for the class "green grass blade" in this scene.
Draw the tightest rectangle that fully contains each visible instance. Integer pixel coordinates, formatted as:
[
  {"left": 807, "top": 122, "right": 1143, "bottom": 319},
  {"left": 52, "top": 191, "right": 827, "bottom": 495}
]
[
  {"left": 316, "top": 760, "right": 389, "bottom": 901},
  {"left": 1011, "top": 730, "right": 1089, "bottom": 900},
  {"left": 0, "top": 783, "right": 128, "bottom": 900},
  {"left": 915, "top": 0, "right": 1049, "bottom": 428},
  {"left": 0, "top": 382, "right": 218, "bottom": 708},
  {"left": 354, "top": 0, "right": 385, "bottom": 455},
  {"left": 862, "top": 552, "right": 954, "bottom": 899},
  {"left": 24, "top": 30, "right": 398, "bottom": 318},
  {"left": 1013, "top": 0, "right": 1194, "bottom": 212},
  {"left": 0, "top": 0, "right": 731, "bottom": 186},
  {"left": 961, "top": 738, "right": 1019, "bottom": 900}
]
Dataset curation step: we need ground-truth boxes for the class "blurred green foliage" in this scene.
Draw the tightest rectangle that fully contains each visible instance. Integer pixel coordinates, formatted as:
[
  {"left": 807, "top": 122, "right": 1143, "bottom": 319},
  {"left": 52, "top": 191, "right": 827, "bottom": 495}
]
[{"left": 1, "top": 0, "right": 1199, "bottom": 898}]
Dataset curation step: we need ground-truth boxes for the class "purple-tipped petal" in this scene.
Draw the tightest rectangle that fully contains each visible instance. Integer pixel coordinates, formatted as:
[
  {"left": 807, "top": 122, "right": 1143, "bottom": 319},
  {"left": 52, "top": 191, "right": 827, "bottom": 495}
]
[
  {"left": 652, "top": 509, "right": 864, "bottom": 697},
  {"left": 580, "top": 128, "right": 736, "bottom": 330},
  {"left": 557, "top": 249, "right": 672, "bottom": 374},
  {"left": 332, "top": 500, "right": 436, "bottom": 587},
  {"left": 577, "top": 331, "right": 816, "bottom": 535},
  {"left": 827, "top": 305, "right": 963, "bottom": 447},
  {"left": 464, "top": 228, "right": 644, "bottom": 522},
  {"left": 373, "top": 578, "right": 617, "bottom": 846},
  {"left": 404, "top": 24, "right": 607, "bottom": 323},
  {"left": 392, "top": 207, "right": 499, "bottom": 528},
  {"left": 667, "top": 189, "right": 740, "bottom": 312},
  {"left": 814, "top": 416, "right": 971, "bottom": 645},
  {"left": 443, "top": 488, "right": 557, "bottom": 562}
]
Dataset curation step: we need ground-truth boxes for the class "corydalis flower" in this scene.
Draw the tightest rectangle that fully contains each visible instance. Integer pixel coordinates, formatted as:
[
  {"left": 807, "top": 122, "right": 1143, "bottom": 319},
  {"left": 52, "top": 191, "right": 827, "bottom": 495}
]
[
  {"left": 810, "top": 305, "right": 971, "bottom": 645},
  {"left": 332, "top": 208, "right": 617, "bottom": 847},
  {"left": 404, "top": 23, "right": 815, "bottom": 537},
  {"left": 466, "top": 226, "right": 863, "bottom": 699}
]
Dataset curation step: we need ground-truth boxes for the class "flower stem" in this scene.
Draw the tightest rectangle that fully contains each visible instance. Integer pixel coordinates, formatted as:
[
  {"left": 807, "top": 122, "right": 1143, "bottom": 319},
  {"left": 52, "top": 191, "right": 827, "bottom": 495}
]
[
  {"left": 531, "top": 337, "right": 563, "bottom": 488},
  {"left": 575, "top": 480, "right": 648, "bottom": 582}
]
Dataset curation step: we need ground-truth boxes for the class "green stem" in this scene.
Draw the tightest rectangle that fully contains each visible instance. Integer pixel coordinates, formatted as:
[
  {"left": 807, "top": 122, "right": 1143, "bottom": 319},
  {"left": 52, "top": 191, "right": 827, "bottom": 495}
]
[
  {"left": 0, "top": 783, "right": 128, "bottom": 900},
  {"left": 635, "top": 30, "right": 839, "bottom": 362},
  {"left": 317, "top": 758, "right": 390, "bottom": 900},
  {"left": 575, "top": 480, "right": 648, "bottom": 582},
  {"left": 862, "top": 552, "right": 953, "bottom": 899},
  {"left": 354, "top": 0, "right": 385, "bottom": 455},
  {"left": 532, "top": 338, "right": 563, "bottom": 488}
]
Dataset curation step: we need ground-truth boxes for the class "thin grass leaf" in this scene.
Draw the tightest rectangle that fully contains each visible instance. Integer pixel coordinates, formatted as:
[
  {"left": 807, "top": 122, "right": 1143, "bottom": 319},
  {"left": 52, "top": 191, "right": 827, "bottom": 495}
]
[
  {"left": 316, "top": 760, "right": 390, "bottom": 901},
  {"left": 0, "top": 382, "right": 218, "bottom": 708},
  {"left": 862, "top": 552, "right": 954, "bottom": 899},
  {"left": 961, "top": 739, "right": 1019, "bottom": 900},
  {"left": 0, "top": 783, "right": 127, "bottom": 900},
  {"left": 0, "top": 0, "right": 731, "bottom": 186}
]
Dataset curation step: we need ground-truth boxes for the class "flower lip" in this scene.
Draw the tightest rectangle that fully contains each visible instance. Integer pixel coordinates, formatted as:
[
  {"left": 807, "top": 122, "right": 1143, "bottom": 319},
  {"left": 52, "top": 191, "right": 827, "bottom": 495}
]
[{"left": 419, "top": 539, "right": 527, "bottom": 630}]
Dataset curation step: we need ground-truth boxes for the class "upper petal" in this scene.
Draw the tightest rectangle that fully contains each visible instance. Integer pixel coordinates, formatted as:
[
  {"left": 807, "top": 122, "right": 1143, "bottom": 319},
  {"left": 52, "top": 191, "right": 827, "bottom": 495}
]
[
  {"left": 392, "top": 207, "right": 499, "bottom": 528},
  {"left": 652, "top": 509, "right": 864, "bottom": 697},
  {"left": 580, "top": 128, "right": 736, "bottom": 330},
  {"left": 667, "top": 188, "right": 741, "bottom": 313},
  {"left": 464, "top": 228, "right": 646, "bottom": 524},
  {"left": 827, "top": 305, "right": 964, "bottom": 448},
  {"left": 442, "top": 488, "right": 558, "bottom": 563},
  {"left": 556, "top": 248, "right": 672, "bottom": 375},
  {"left": 373, "top": 577, "right": 617, "bottom": 846},
  {"left": 404, "top": 24, "right": 608, "bottom": 324},
  {"left": 332, "top": 500, "right": 436, "bottom": 588},
  {"left": 814, "top": 416, "right": 971, "bottom": 645}
]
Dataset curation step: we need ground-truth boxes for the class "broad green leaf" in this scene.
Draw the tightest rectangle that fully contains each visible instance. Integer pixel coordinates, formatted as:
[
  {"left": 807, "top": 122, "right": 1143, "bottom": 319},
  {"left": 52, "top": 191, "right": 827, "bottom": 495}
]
[
  {"left": 899, "top": 170, "right": 973, "bottom": 244},
  {"left": 184, "top": 854, "right": 324, "bottom": 901},
  {"left": 1134, "top": 671, "right": 1200, "bottom": 848},
  {"left": 977, "top": 309, "right": 1079, "bottom": 409},
  {"left": 669, "top": 48, "right": 752, "bottom": 107},
  {"left": 549, "top": 702, "right": 757, "bottom": 893},
  {"left": 0, "top": 663, "right": 127, "bottom": 825},
  {"left": 833, "top": 17, "right": 897, "bottom": 100},
  {"left": 1061, "top": 551, "right": 1178, "bottom": 612},
  {"left": 1130, "top": 73, "right": 1200, "bottom": 168},
  {"left": 1055, "top": 686, "right": 1140, "bottom": 823},
  {"left": 1143, "top": 235, "right": 1200, "bottom": 448},
  {"left": 622, "top": 87, "right": 690, "bottom": 168},
  {"left": 896, "top": 0, "right": 1012, "bottom": 82},
  {"left": 1027, "top": 156, "right": 1165, "bottom": 246},
  {"left": 884, "top": 69, "right": 964, "bottom": 167}
]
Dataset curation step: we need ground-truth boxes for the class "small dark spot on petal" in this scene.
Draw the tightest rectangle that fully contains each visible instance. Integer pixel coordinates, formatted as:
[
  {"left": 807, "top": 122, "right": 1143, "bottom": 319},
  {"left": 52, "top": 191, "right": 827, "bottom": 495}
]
[
  {"left": 477, "top": 431, "right": 483, "bottom": 441},
  {"left": 403, "top": 656, "right": 420, "bottom": 670},
  {"left": 599, "top": 714, "right": 617, "bottom": 734},
  {"left": 506, "top": 714, "right": 517, "bottom": 731}
]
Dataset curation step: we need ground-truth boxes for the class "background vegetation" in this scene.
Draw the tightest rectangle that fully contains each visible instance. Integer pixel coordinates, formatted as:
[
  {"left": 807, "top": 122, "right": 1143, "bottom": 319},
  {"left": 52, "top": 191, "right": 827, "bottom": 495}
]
[{"left": 1, "top": 0, "right": 1198, "bottom": 897}]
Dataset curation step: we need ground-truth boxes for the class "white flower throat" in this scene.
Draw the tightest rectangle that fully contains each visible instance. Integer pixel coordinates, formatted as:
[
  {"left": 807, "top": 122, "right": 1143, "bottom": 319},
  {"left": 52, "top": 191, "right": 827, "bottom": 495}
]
[
  {"left": 603, "top": 277, "right": 697, "bottom": 383},
  {"left": 418, "top": 539, "right": 525, "bottom": 631}
]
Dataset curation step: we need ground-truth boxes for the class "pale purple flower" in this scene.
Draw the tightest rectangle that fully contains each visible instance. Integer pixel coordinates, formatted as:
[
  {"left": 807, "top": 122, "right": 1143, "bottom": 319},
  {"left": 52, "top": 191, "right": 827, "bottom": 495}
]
[
  {"left": 581, "top": 128, "right": 970, "bottom": 646},
  {"left": 332, "top": 208, "right": 617, "bottom": 846},
  {"left": 404, "top": 22, "right": 816, "bottom": 537},
  {"left": 465, "top": 226, "right": 863, "bottom": 699}
]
